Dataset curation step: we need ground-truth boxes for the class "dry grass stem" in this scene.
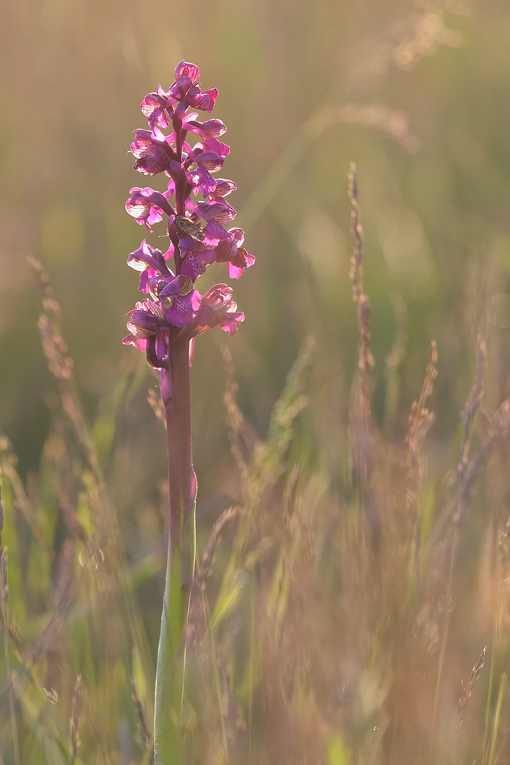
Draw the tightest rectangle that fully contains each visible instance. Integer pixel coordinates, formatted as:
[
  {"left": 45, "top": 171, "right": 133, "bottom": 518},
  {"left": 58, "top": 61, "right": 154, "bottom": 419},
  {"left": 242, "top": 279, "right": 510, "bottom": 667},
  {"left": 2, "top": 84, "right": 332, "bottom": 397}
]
[
  {"left": 348, "top": 164, "right": 375, "bottom": 483},
  {"left": 458, "top": 337, "right": 486, "bottom": 480},
  {"left": 384, "top": 294, "right": 408, "bottom": 432},
  {"left": 348, "top": 163, "right": 374, "bottom": 379},
  {"left": 457, "top": 646, "right": 486, "bottom": 729},
  {"left": 69, "top": 675, "right": 83, "bottom": 765},
  {"left": 27, "top": 256, "right": 102, "bottom": 485},
  {"left": 405, "top": 340, "right": 438, "bottom": 464}
]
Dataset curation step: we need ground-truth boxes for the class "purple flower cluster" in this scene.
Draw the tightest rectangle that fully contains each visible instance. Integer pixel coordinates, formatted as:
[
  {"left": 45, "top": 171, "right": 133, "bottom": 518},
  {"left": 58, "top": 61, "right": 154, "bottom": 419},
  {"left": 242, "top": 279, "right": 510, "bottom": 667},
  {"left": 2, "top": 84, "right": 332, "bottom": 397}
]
[{"left": 123, "top": 61, "right": 254, "bottom": 367}]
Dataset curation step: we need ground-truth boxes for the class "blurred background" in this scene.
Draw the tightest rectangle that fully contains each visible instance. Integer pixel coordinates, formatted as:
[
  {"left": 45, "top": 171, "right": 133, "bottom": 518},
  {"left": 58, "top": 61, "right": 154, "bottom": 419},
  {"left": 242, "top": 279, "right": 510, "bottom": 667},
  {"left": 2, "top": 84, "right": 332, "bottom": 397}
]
[
  {"left": 3, "top": 0, "right": 510, "bottom": 761},
  {"left": 4, "top": 0, "right": 510, "bottom": 490}
]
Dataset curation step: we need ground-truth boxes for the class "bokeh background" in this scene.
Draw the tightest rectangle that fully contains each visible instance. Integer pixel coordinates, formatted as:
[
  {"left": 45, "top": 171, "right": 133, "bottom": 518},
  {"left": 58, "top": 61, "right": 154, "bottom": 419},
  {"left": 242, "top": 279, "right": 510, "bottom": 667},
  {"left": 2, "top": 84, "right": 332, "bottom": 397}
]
[
  {"left": 3, "top": 0, "right": 510, "bottom": 761},
  {"left": 5, "top": 0, "right": 510, "bottom": 487}
]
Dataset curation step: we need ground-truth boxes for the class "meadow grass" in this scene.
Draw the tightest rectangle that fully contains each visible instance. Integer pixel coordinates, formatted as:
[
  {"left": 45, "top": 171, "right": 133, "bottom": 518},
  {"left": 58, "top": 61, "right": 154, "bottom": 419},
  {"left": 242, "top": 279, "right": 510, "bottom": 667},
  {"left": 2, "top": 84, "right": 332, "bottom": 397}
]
[{"left": 2, "top": 160, "right": 510, "bottom": 764}]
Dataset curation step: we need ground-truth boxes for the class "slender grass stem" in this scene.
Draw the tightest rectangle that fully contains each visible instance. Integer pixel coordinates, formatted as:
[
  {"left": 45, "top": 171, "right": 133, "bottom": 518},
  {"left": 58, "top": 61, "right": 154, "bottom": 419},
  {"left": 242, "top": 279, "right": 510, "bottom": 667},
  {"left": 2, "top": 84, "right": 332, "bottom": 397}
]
[
  {"left": 487, "top": 673, "right": 507, "bottom": 765},
  {"left": 432, "top": 525, "right": 459, "bottom": 741},
  {"left": 482, "top": 572, "right": 504, "bottom": 765},
  {"left": 0, "top": 551, "right": 21, "bottom": 765}
]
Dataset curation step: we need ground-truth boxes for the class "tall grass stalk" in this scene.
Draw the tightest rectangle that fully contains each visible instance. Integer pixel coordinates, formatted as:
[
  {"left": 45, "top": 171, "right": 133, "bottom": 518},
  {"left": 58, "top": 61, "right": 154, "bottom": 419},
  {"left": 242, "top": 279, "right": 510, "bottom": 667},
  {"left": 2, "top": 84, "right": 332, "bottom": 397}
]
[
  {"left": 482, "top": 572, "right": 505, "bottom": 765},
  {"left": 431, "top": 525, "right": 458, "bottom": 741},
  {"left": 487, "top": 672, "right": 507, "bottom": 765},
  {"left": 0, "top": 546, "right": 21, "bottom": 765}
]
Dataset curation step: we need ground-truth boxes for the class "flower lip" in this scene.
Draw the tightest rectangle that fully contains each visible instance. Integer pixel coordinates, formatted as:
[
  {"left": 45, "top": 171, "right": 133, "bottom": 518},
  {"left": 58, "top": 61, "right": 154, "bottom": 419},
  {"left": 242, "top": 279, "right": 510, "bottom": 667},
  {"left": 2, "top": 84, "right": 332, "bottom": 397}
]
[{"left": 162, "top": 288, "right": 202, "bottom": 328}]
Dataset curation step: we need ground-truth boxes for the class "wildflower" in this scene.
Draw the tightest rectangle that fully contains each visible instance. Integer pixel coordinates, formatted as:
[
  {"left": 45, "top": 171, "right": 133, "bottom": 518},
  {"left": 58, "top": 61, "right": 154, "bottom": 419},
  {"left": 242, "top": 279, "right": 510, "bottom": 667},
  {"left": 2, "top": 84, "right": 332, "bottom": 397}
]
[{"left": 122, "top": 61, "right": 254, "bottom": 762}]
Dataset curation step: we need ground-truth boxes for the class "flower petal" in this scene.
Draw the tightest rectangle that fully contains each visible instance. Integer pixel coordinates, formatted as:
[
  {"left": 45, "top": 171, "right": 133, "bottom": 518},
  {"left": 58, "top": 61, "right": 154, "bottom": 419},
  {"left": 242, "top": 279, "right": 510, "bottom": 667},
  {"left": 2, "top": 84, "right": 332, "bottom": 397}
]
[
  {"left": 189, "top": 88, "right": 218, "bottom": 113},
  {"left": 174, "top": 61, "right": 200, "bottom": 83}
]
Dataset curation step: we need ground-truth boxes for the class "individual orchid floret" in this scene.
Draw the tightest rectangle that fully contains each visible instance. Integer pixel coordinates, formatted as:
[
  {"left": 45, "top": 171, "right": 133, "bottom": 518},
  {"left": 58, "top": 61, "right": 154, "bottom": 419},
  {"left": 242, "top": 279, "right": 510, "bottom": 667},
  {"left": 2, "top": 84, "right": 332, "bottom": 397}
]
[
  {"left": 123, "top": 299, "right": 166, "bottom": 352},
  {"left": 127, "top": 240, "right": 174, "bottom": 293},
  {"left": 131, "top": 129, "right": 174, "bottom": 175},
  {"left": 141, "top": 92, "right": 170, "bottom": 129},
  {"left": 195, "top": 284, "right": 245, "bottom": 335},
  {"left": 170, "top": 284, "right": 245, "bottom": 345},
  {"left": 126, "top": 303, "right": 163, "bottom": 337},
  {"left": 126, "top": 187, "right": 175, "bottom": 231}
]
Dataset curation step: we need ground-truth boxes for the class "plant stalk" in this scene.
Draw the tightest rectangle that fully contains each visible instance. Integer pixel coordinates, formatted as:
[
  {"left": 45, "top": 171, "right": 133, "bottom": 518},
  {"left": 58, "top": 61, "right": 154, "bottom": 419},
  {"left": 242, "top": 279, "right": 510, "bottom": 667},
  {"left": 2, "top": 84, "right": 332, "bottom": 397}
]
[{"left": 154, "top": 334, "right": 193, "bottom": 764}]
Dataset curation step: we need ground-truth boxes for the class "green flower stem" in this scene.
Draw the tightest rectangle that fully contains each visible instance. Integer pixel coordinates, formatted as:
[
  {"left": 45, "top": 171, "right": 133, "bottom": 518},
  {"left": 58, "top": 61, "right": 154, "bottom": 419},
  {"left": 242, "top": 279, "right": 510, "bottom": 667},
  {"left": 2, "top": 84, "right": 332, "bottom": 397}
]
[{"left": 154, "top": 335, "right": 193, "bottom": 764}]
